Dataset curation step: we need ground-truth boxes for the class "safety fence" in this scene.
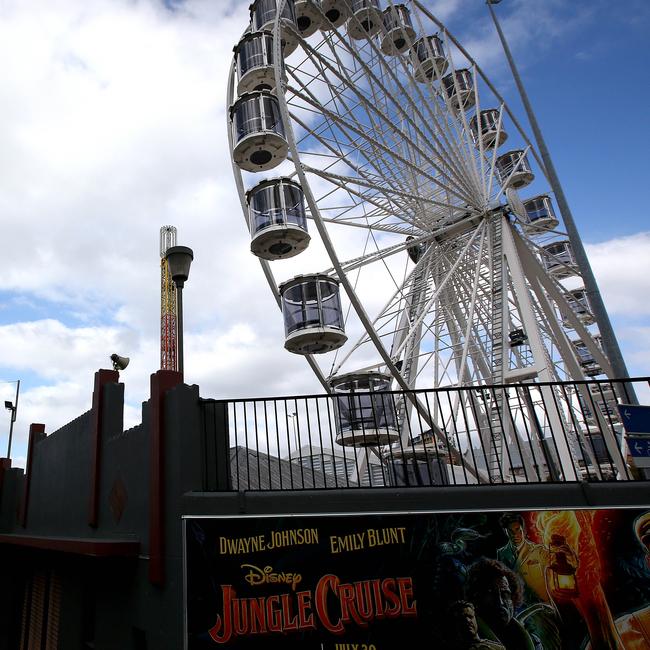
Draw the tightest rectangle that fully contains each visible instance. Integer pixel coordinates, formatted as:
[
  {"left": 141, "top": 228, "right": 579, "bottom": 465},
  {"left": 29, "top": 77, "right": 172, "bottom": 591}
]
[{"left": 200, "top": 378, "right": 650, "bottom": 491}]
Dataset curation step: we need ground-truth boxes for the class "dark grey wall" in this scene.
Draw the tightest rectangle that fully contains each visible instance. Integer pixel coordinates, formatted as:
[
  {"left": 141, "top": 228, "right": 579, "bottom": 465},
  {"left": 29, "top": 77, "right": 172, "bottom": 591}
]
[
  {"left": 183, "top": 480, "right": 650, "bottom": 518},
  {"left": 23, "top": 410, "right": 93, "bottom": 535},
  {"left": 0, "top": 468, "right": 23, "bottom": 533},
  {"left": 9, "top": 381, "right": 150, "bottom": 545}
]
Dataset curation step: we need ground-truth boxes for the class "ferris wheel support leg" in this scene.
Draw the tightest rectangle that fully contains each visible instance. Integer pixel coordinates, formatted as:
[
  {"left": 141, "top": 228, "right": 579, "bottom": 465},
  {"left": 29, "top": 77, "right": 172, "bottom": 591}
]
[
  {"left": 527, "top": 279, "right": 607, "bottom": 477},
  {"left": 512, "top": 233, "right": 614, "bottom": 378},
  {"left": 487, "top": 1, "right": 636, "bottom": 404},
  {"left": 514, "top": 231, "right": 635, "bottom": 476},
  {"left": 442, "top": 302, "right": 506, "bottom": 479},
  {"left": 348, "top": 449, "right": 370, "bottom": 487},
  {"left": 519, "top": 245, "right": 631, "bottom": 478},
  {"left": 501, "top": 218, "right": 579, "bottom": 481}
]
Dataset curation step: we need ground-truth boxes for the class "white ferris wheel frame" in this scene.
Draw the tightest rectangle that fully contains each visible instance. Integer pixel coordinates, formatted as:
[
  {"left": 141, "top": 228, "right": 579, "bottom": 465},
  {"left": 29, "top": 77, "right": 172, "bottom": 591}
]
[{"left": 227, "top": 0, "right": 624, "bottom": 481}]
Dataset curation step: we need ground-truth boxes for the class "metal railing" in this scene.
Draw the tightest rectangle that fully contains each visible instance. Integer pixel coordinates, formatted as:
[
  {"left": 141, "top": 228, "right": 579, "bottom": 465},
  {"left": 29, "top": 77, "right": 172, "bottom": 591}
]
[{"left": 200, "top": 378, "right": 650, "bottom": 491}]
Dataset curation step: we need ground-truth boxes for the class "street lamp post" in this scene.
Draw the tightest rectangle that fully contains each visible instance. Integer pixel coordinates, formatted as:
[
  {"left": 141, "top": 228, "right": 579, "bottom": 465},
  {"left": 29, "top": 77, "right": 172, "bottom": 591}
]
[
  {"left": 486, "top": 0, "right": 635, "bottom": 401},
  {"left": 165, "top": 246, "right": 194, "bottom": 378},
  {"left": 5, "top": 379, "right": 20, "bottom": 459}
]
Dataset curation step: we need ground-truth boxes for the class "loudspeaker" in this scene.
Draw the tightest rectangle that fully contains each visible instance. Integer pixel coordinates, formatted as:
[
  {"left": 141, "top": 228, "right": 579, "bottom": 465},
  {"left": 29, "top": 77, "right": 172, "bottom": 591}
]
[{"left": 110, "top": 354, "right": 130, "bottom": 371}]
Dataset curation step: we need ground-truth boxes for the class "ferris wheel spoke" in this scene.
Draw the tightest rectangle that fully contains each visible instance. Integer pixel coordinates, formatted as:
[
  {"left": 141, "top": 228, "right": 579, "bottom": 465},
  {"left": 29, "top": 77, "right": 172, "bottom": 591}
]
[
  {"left": 358, "top": 43, "right": 480, "bottom": 208},
  {"left": 456, "top": 274, "right": 488, "bottom": 383},
  {"left": 354, "top": 22, "right": 484, "bottom": 202},
  {"left": 291, "top": 126, "right": 432, "bottom": 235},
  {"left": 440, "top": 301, "right": 489, "bottom": 383},
  {"left": 437, "top": 48, "right": 484, "bottom": 200},
  {"left": 414, "top": 0, "right": 549, "bottom": 179},
  {"left": 331, "top": 249, "right": 437, "bottom": 372},
  {"left": 289, "top": 90, "right": 476, "bottom": 235},
  {"left": 305, "top": 169, "right": 434, "bottom": 230},
  {"left": 372, "top": 53, "right": 475, "bottom": 195},
  {"left": 316, "top": 215, "right": 419, "bottom": 236},
  {"left": 400, "top": 11, "right": 484, "bottom": 196},
  {"left": 303, "top": 165, "right": 468, "bottom": 218},
  {"left": 448, "top": 253, "right": 495, "bottom": 327},
  {"left": 287, "top": 72, "right": 414, "bottom": 191},
  {"left": 287, "top": 81, "right": 475, "bottom": 207},
  {"left": 397, "top": 292, "right": 480, "bottom": 389},
  {"left": 471, "top": 64, "right": 488, "bottom": 202},
  {"left": 322, "top": 232, "right": 435, "bottom": 276},
  {"left": 309, "top": 179, "right": 422, "bottom": 232},
  {"left": 289, "top": 110, "right": 414, "bottom": 206},
  {"left": 286, "top": 78, "right": 440, "bottom": 210},
  {"left": 332, "top": 37, "right": 478, "bottom": 192},
  {"left": 435, "top": 251, "right": 495, "bottom": 383},
  {"left": 306, "top": 26, "right": 482, "bottom": 203},
  {"left": 484, "top": 106, "right": 506, "bottom": 200}
]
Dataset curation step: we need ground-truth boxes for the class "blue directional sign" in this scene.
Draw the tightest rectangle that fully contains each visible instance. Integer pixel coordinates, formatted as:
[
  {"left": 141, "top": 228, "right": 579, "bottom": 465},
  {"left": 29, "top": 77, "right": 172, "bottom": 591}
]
[
  {"left": 618, "top": 404, "right": 650, "bottom": 435},
  {"left": 627, "top": 437, "right": 650, "bottom": 468}
]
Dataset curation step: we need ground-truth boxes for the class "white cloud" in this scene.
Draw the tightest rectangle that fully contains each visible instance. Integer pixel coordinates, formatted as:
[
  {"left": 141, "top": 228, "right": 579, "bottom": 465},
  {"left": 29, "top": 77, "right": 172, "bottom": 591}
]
[
  {"left": 421, "top": 0, "right": 464, "bottom": 23},
  {"left": 586, "top": 233, "right": 650, "bottom": 316},
  {"left": 0, "top": 0, "right": 247, "bottom": 315}
]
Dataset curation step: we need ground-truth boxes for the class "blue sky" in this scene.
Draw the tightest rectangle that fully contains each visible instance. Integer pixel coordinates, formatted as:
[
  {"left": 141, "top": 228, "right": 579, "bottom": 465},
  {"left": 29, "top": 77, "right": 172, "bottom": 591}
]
[
  {"left": 0, "top": 0, "right": 648, "bottom": 467},
  {"left": 468, "top": 0, "right": 650, "bottom": 241}
]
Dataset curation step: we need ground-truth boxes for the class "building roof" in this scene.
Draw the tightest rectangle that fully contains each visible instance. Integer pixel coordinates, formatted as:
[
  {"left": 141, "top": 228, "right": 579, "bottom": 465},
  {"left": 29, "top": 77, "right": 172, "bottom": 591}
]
[{"left": 230, "top": 446, "right": 337, "bottom": 490}]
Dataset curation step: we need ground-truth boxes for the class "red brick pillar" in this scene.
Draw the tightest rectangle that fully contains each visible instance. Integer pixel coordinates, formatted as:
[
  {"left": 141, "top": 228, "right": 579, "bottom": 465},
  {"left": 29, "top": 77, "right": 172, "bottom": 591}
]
[
  {"left": 0, "top": 457, "right": 11, "bottom": 503},
  {"left": 21, "top": 424, "right": 46, "bottom": 528},
  {"left": 149, "top": 370, "right": 182, "bottom": 586},
  {"left": 88, "top": 369, "right": 120, "bottom": 528}
]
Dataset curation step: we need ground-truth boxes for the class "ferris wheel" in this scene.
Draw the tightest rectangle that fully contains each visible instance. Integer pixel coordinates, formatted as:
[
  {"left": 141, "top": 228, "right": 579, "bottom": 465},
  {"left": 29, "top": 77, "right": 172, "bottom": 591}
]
[{"left": 227, "top": 0, "right": 624, "bottom": 481}]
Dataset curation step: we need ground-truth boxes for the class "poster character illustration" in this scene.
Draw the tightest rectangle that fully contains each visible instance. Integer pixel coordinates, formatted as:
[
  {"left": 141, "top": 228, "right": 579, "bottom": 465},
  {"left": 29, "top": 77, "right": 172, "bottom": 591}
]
[{"left": 185, "top": 509, "right": 650, "bottom": 648}]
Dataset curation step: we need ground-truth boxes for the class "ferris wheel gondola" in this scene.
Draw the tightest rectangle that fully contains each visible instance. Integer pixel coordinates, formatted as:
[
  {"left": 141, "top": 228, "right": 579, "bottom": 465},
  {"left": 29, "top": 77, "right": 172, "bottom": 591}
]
[{"left": 227, "top": 0, "right": 623, "bottom": 483}]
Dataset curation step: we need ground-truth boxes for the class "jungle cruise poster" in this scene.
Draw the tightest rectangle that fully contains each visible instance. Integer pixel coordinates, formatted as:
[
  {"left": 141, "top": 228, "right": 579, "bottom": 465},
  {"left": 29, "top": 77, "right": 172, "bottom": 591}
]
[{"left": 184, "top": 509, "right": 650, "bottom": 649}]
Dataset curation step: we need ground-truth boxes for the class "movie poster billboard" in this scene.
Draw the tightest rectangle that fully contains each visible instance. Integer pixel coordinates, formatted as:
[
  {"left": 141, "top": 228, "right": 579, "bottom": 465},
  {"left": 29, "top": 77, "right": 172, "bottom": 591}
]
[{"left": 184, "top": 508, "right": 650, "bottom": 649}]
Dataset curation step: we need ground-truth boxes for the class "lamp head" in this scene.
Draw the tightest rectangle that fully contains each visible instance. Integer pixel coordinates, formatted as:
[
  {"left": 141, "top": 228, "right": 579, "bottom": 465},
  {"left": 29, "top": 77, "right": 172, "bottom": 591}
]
[{"left": 165, "top": 245, "right": 194, "bottom": 287}]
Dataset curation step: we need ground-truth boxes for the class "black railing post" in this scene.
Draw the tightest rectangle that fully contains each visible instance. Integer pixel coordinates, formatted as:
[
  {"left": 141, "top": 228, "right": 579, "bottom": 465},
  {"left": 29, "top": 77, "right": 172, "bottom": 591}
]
[{"left": 198, "top": 378, "right": 649, "bottom": 492}]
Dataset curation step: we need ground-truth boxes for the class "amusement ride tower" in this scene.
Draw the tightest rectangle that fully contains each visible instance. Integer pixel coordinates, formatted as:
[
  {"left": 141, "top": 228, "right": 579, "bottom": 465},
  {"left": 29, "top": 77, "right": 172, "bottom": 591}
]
[{"left": 160, "top": 225, "right": 178, "bottom": 371}]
